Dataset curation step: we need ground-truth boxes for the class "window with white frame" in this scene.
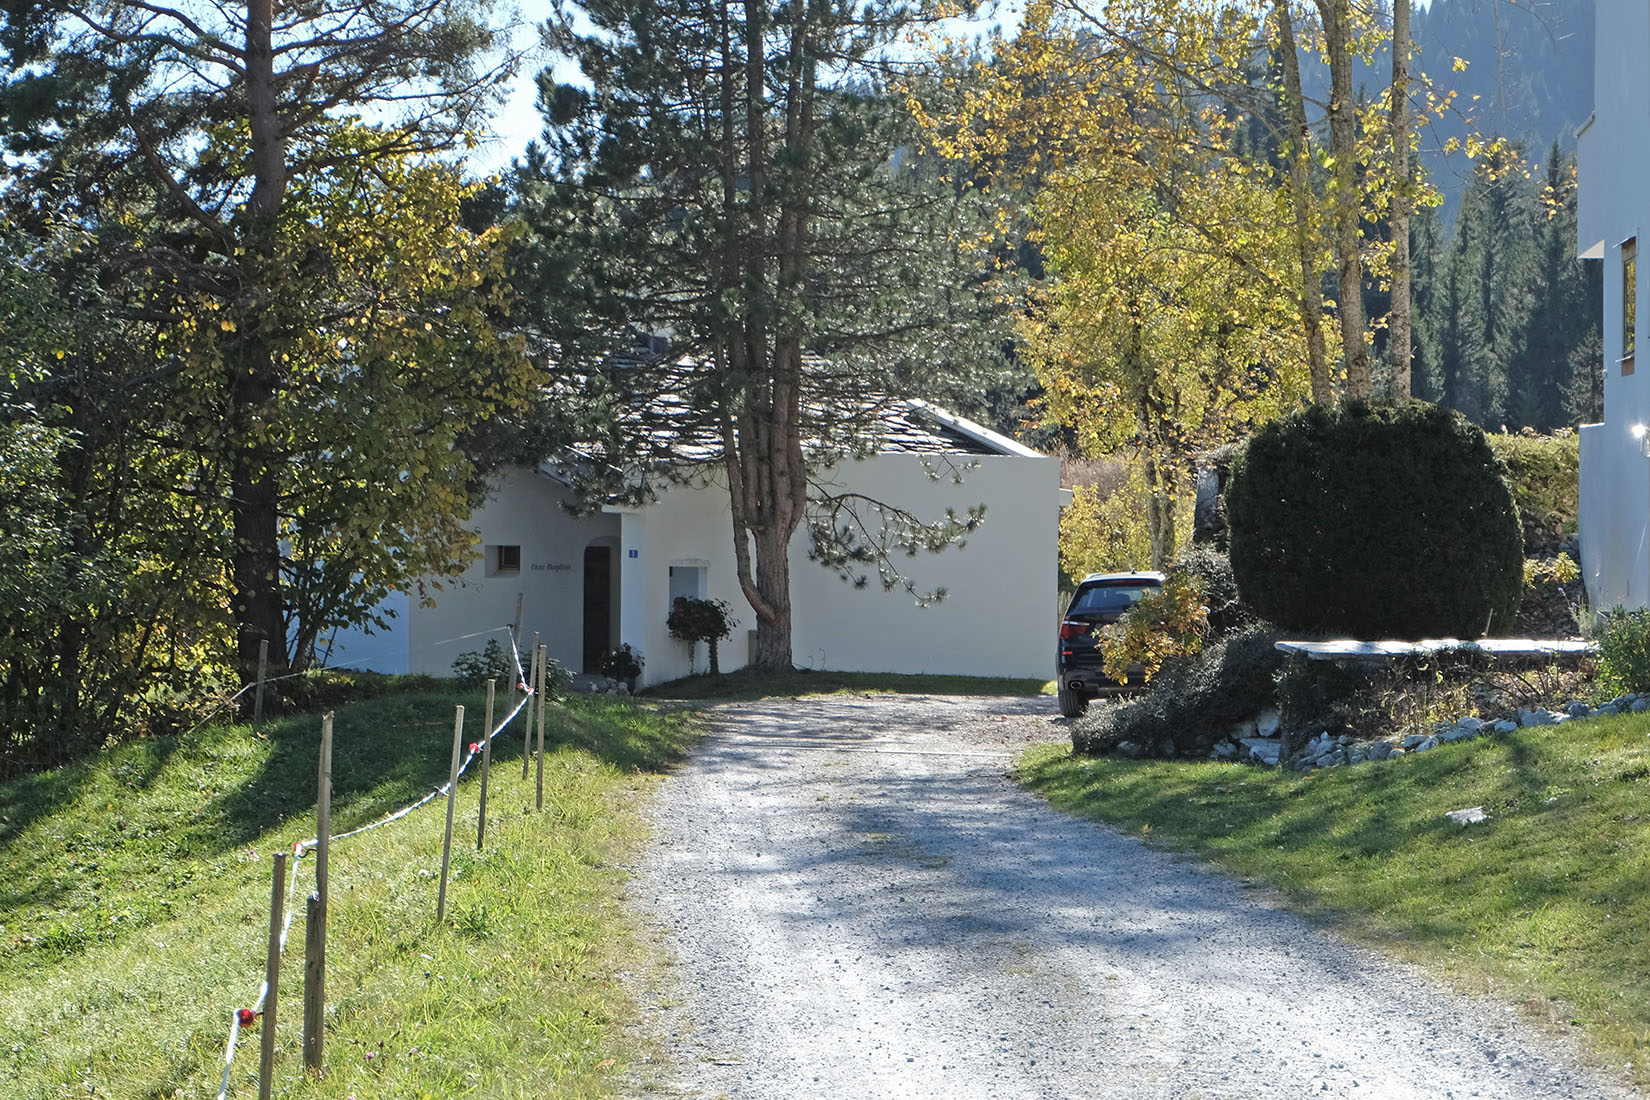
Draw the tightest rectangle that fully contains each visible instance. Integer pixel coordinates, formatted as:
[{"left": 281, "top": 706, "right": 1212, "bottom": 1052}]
[{"left": 1623, "top": 237, "right": 1637, "bottom": 376}]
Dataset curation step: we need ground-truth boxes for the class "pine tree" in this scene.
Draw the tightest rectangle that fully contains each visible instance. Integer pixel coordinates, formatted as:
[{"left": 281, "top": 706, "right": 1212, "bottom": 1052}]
[{"left": 517, "top": 0, "right": 1006, "bottom": 669}]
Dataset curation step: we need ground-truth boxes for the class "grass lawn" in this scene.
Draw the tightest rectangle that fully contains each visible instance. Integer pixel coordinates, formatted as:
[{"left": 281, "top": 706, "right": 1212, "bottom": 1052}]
[
  {"left": 1018, "top": 710, "right": 1650, "bottom": 1085},
  {"left": 0, "top": 687, "right": 700, "bottom": 1100},
  {"left": 646, "top": 667, "right": 1052, "bottom": 700}
]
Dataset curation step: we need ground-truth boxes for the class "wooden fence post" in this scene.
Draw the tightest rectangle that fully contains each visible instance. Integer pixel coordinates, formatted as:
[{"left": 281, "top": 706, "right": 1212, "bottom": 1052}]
[
  {"left": 535, "top": 645, "right": 548, "bottom": 812},
  {"left": 253, "top": 638, "right": 269, "bottom": 727},
  {"left": 477, "top": 679, "right": 495, "bottom": 849},
  {"left": 303, "top": 895, "right": 324, "bottom": 1076},
  {"left": 259, "top": 851, "right": 286, "bottom": 1100},
  {"left": 303, "top": 713, "right": 332, "bottom": 1073},
  {"left": 437, "top": 705, "right": 463, "bottom": 924},
  {"left": 521, "top": 630, "right": 539, "bottom": 779}
]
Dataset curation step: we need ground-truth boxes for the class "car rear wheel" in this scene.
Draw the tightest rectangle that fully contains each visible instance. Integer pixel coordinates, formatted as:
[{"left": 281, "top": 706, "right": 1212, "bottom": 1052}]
[{"left": 1057, "top": 678, "right": 1088, "bottom": 718}]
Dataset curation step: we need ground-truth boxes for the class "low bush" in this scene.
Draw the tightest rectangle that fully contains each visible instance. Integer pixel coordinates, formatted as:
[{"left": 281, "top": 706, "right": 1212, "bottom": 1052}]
[
  {"left": 1274, "top": 649, "right": 1496, "bottom": 747},
  {"left": 1598, "top": 607, "right": 1650, "bottom": 693},
  {"left": 277, "top": 668, "right": 441, "bottom": 711},
  {"left": 540, "top": 655, "right": 573, "bottom": 700},
  {"left": 1226, "top": 399, "right": 1523, "bottom": 639},
  {"left": 1173, "top": 542, "right": 1251, "bottom": 637},
  {"left": 1513, "top": 552, "right": 1586, "bottom": 638},
  {"left": 1072, "top": 623, "right": 1285, "bottom": 758},
  {"left": 1487, "top": 429, "right": 1579, "bottom": 553},
  {"left": 1096, "top": 566, "right": 1208, "bottom": 684},
  {"left": 452, "top": 639, "right": 514, "bottom": 689}
]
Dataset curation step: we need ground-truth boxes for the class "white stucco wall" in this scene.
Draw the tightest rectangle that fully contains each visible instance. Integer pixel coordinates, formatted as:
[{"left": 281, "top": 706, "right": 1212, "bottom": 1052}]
[
  {"left": 788, "top": 454, "right": 1061, "bottom": 679},
  {"left": 319, "top": 591, "right": 412, "bottom": 674},
  {"left": 332, "top": 444, "right": 1061, "bottom": 685},
  {"left": 610, "top": 452, "right": 1062, "bottom": 685},
  {"left": 404, "top": 468, "right": 621, "bottom": 677},
  {"left": 1577, "top": 4, "right": 1650, "bottom": 614}
]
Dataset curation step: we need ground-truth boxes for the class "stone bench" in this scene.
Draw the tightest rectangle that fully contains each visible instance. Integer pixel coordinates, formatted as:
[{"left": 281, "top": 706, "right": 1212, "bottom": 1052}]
[{"left": 1275, "top": 638, "right": 1596, "bottom": 662}]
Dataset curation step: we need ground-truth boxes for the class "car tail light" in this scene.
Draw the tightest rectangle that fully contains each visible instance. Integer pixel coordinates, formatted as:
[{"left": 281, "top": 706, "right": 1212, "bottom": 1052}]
[{"left": 1059, "top": 620, "right": 1090, "bottom": 640}]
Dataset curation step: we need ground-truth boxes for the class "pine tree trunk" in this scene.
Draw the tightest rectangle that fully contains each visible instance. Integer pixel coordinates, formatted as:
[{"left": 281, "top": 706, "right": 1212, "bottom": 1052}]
[
  {"left": 1274, "top": 1, "right": 1332, "bottom": 404},
  {"left": 229, "top": 0, "right": 289, "bottom": 687},
  {"left": 750, "top": 526, "right": 794, "bottom": 668},
  {"left": 720, "top": 0, "right": 812, "bottom": 673},
  {"left": 1388, "top": 0, "right": 1413, "bottom": 400},
  {"left": 1318, "top": 0, "right": 1371, "bottom": 398},
  {"left": 230, "top": 342, "right": 286, "bottom": 684}
]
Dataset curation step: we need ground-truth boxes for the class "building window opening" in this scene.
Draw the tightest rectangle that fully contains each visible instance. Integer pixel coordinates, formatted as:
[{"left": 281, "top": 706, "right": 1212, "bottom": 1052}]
[
  {"left": 669, "top": 564, "right": 708, "bottom": 604},
  {"left": 488, "top": 544, "right": 522, "bottom": 576},
  {"left": 1624, "top": 237, "right": 1637, "bottom": 376}
]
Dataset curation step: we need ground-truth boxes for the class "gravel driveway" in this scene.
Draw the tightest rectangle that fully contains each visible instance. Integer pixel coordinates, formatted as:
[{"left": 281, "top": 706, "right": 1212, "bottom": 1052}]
[{"left": 628, "top": 694, "right": 1638, "bottom": 1100}]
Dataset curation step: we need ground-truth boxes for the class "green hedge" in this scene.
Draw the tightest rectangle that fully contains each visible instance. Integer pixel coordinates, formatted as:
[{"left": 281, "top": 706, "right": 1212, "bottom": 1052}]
[
  {"left": 1486, "top": 430, "right": 1579, "bottom": 552},
  {"left": 1225, "top": 400, "right": 1523, "bottom": 639}
]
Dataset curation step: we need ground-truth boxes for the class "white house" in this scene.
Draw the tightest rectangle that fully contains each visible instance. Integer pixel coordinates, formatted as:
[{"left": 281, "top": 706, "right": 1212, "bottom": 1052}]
[
  {"left": 323, "top": 400, "right": 1064, "bottom": 688},
  {"left": 1577, "top": 4, "right": 1650, "bottom": 612}
]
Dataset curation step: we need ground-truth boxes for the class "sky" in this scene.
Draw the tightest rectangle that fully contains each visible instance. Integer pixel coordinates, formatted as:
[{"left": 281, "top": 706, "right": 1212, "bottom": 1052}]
[
  {"left": 469, "top": 0, "right": 1018, "bottom": 176},
  {"left": 470, "top": 3, "right": 561, "bottom": 176}
]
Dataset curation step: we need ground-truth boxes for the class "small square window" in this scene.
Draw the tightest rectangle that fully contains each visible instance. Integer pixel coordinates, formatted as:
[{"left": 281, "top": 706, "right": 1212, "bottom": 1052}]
[{"left": 488, "top": 544, "right": 521, "bottom": 576}]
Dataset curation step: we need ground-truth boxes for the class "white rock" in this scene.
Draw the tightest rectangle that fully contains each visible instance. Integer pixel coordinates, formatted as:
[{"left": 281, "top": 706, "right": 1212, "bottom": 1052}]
[
  {"left": 1493, "top": 719, "right": 1519, "bottom": 734},
  {"left": 1403, "top": 733, "right": 1427, "bottom": 750},
  {"left": 1456, "top": 716, "right": 1487, "bottom": 732},
  {"left": 1241, "top": 738, "right": 1281, "bottom": 766},
  {"left": 1635, "top": 699, "right": 1650, "bottom": 713},
  {"left": 1564, "top": 700, "right": 1591, "bottom": 717},
  {"left": 1445, "top": 806, "right": 1489, "bottom": 825},
  {"left": 1255, "top": 709, "right": 1282, "bottom": 737}
]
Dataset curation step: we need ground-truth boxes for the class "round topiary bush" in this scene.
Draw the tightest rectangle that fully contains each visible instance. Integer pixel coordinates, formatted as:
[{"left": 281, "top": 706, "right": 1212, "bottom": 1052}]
[{"left": 1225, "top": 400, "right": 1523, "bottom": 639}]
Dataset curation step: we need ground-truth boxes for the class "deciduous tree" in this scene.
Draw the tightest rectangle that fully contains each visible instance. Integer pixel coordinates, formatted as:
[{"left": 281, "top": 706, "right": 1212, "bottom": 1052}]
[{"left": 1, "top": 0, "right": 522, "bottom": 684}]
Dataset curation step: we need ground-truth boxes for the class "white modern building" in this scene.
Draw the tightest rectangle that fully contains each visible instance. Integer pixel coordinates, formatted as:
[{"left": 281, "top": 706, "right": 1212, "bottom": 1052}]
[
  {"left": 1577, "top": 4, "right": 1649, "bottom": 612},
  {"left": 323, "top": 400, "right": 1063, "bottom": 688}
]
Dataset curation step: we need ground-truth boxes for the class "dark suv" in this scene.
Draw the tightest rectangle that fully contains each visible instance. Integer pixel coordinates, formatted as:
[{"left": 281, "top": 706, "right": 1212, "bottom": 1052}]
[{"left": 1056, "top": 571, "right": 1164, "bottom": 717}]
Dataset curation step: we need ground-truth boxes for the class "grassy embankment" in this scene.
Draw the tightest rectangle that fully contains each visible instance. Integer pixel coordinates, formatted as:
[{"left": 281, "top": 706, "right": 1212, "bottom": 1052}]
[
  {"left": 0, "top": 686, "right": 700, "bottom": 1100},
  {"left": 1019, "top": 709, "right": 1650, "bottom": 1084},
  {"left": 646, "top": 667, "right": 1052, "bottom": 700}
]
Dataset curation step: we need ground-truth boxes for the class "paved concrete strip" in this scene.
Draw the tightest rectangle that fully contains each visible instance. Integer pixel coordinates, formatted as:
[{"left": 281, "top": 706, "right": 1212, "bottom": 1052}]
[{"left": 630, "top": 695, "right": 1638, "bottom": 1100}]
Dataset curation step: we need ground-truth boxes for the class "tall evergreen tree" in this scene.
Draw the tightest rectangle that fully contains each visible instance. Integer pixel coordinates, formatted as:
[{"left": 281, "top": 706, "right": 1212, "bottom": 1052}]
[
  {"left": 1515, "top": 144, "right": 1602, "bottom": 430},
  {"left": 1409, "top": 204, "right": 1445, "bottom": 403},
  {"left": 518, "top": 0, "right": 1006, "bottom": 670},
  {"left": 1423, "top": 144, "right": 1535, "bottom": 427},
  {"left": 1412, "top": 140, "right": 1599, "bottom": 432}
]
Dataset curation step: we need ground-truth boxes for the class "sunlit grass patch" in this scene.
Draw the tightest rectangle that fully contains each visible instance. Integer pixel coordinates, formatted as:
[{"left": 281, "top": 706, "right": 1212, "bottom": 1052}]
[
  {"left": 0, "top": 688, "right": 699, "bottom": 1100},
  {"left": 1017, "top": 710, "right": 1650, "bottom": 1085}
]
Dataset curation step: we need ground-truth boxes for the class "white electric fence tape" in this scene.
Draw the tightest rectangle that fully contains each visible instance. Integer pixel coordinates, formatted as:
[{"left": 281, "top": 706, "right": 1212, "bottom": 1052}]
[{"left": 214, "top": 625, "right": 535, "bottom": 1098}]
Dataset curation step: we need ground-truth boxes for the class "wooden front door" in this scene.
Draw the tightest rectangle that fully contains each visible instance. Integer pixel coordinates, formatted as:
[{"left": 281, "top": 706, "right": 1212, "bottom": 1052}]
[{"left": 582, "top": 545, "right": 613, "bottom": 673}]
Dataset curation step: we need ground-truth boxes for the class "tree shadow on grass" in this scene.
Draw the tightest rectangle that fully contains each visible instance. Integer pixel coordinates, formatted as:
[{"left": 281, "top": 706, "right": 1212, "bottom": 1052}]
[
  {"left": 0, "top": 736, "right": 184, "bottom": 914},
  {"left": 202, "top": 690, "right": 697, "bottom": 852}
]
